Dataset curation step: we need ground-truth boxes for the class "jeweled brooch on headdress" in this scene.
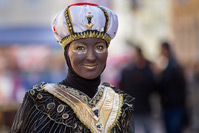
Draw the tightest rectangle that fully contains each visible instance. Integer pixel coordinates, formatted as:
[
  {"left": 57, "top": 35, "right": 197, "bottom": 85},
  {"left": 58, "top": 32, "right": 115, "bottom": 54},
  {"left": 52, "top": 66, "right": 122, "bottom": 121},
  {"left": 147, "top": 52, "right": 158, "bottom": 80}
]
[{"left": 86, "top": 12, "right": 94, "bottom": 29}]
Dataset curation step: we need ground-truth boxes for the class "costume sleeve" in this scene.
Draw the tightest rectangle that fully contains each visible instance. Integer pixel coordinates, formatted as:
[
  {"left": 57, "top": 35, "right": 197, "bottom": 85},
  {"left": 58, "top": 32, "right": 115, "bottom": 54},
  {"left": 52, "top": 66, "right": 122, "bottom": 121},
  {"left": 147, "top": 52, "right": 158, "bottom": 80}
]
[
  {"left": 11, "top": 91, "right": 34, "bottom": 132},
  {"left": 121, "top": 93, "right": 134, "bottom": 133},
  {"left": 11, "top": 83, "right": 86, "bottom": 133},
  {"left": 103, "top": 83, "right": 134, "bottom": 133},
  {"left": 115, "top": 91, "right": 134, "bottom": 133}
]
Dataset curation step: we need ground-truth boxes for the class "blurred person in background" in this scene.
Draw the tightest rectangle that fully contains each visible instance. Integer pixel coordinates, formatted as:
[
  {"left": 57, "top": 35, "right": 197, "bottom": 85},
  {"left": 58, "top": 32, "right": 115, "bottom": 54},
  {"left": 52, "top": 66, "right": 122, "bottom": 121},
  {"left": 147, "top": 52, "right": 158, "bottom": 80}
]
[
  {"left": 155, "top": 42, "right": 188, "bottom": 133},
  {"left": 193, "top": 63, "right": 199, "bottom": 88},
  {"left": 11, "top": 3, "right": 134, "bottom": 133},
  {"left": 119, "top": 46, "right": 156, "bottom": 133}
]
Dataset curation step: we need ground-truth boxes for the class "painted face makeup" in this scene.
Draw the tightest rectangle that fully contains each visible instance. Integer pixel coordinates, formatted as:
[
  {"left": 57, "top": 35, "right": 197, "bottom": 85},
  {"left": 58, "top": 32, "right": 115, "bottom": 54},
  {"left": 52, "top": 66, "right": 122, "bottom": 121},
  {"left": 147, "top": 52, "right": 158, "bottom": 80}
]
[
  {"left": 68, "top": 38, "right": 108, "bottom": 79},
  {"left": 72, "top": 42, "right": 107, "bottom": 54}
]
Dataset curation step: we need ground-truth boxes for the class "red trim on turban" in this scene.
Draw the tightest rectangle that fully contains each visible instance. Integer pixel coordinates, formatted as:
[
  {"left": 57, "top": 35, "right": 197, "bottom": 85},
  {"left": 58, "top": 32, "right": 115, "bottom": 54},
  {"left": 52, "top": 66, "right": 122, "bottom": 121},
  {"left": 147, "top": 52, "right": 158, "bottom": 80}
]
[{"left": 69, "top": 3, "right": 99, "bottom": 7}]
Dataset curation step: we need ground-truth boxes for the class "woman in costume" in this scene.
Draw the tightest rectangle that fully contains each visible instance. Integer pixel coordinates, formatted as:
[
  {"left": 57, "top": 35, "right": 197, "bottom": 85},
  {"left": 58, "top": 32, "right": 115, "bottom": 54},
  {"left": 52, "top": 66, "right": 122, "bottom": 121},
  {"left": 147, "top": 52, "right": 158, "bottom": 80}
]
[{"left": 11, "top": 3, "right": 134, "bottom": 133}]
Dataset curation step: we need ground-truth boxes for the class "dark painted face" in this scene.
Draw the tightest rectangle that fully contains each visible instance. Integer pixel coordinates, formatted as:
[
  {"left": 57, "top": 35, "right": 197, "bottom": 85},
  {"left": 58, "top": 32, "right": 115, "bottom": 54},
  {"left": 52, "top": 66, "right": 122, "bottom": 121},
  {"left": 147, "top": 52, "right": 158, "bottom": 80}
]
[{"left": 68, "top": 38, "right": 108, "bottom": 79}]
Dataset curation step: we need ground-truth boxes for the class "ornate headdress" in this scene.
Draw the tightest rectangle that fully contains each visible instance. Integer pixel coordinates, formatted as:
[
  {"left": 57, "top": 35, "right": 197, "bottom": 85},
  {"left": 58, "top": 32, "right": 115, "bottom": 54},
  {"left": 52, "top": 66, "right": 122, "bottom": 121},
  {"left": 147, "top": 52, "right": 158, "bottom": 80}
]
[{"left": 52, "top": 3, "right": 118, "bottom": 50}]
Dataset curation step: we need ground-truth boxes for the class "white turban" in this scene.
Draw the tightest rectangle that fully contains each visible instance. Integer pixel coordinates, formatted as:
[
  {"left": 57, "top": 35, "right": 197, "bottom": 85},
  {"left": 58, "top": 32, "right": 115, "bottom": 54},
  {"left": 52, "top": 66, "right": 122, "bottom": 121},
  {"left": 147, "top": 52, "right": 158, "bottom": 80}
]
[{"left": 52, "top": 3, "right": 118, "bottom": 50}]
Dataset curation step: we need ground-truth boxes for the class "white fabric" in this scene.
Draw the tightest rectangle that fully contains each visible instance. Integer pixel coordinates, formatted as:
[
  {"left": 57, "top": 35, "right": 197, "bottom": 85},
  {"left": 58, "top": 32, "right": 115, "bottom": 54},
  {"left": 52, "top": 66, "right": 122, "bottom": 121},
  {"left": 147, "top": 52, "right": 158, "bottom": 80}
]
[{"left": 52, "top": 4, "right": 118, "bottom": 43}]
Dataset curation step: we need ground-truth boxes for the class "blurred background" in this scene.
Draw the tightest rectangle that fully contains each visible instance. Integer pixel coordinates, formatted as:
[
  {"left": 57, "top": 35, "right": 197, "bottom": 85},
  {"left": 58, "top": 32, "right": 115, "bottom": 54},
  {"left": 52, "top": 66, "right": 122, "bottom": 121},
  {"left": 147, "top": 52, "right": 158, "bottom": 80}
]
[{"left": 0, "top": 0, "right": 198, "bottom": 132}]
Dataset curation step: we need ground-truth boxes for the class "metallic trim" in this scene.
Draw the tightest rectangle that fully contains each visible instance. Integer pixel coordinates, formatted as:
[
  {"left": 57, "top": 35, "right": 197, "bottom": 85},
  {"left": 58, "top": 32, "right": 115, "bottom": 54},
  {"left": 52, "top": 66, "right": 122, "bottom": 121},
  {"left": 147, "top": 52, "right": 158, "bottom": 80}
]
[
  {"left": 47, "top": 102, "right": 55, "bottom": 110},
  {"left": 97, "top": 6, "right": 109, "bottom": 33},
  {"left": 42, "top": 83, "right": 123, "bottom": 133},
  {"left": 109, "top": 94, "right": 123, "bottom": 132},
  {"left": 37, "top": 93, "right": 43, "bottom": 99},
  {"left": 57, "top": 104, "right": 65, "bottom": 113},
  {"left": 64, "top": 7, "right": 74, "bottom": 34},
  {"left": 61, "top": 30, "right": 111, "bottom": 50}
]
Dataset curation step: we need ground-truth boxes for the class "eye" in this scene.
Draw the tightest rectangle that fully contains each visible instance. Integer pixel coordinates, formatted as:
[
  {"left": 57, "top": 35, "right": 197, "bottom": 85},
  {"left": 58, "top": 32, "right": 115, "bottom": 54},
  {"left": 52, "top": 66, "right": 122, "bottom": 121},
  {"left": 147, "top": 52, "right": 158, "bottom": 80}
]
[
  {"left": 76, "top": 46, "right": 85, "bottom": 50},
  {"left": 95, "top": 43, "right": 107, "bottom": 53},
  {"left": 96, "top": 45, "right": 104, "bottom": 50},
  {"left": 72, "top": 43, "right": 87, "bottom": 54}
]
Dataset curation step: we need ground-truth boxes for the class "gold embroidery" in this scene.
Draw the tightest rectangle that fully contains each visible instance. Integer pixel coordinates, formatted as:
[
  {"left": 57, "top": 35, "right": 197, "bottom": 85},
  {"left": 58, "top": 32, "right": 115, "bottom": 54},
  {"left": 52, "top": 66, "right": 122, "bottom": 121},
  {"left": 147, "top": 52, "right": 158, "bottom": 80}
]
[
  {"left": 16, "top": 120, "right": 23, "bottom": 131},
  {"left": 64, "top": 7, "right": 74, "bottom": 34},
  {"left": 62, "top": 113, "right": 69, "bottom": 119},
  {"left": 97, "top": 6, "right": 109, "bottom": 33},
  {"left": 30, "top": 89, "right": 35, "bottom": 95},
  {"left": 109, "top": 94, "right": 123, "bottom": 132},
  {"left": 73, "top": 123, "right": 77, "bottom": 129},
  {"left": 42, "top": 84, "right": 123, "bottom": 133},
  {"left": 86, "top": 23, "right": 94, "bottom": 29},
  {"left": 37, "top": 93, "right": 43, "bottom": 99},
  {"left": 57, "top": 104, "right": 65, "bottom": 113},
  {"left": 61, "top": 30, "right": 111, "bottom": 50},
  {"left": 47, "top": 102, "right": 55, "bottom": 110}
]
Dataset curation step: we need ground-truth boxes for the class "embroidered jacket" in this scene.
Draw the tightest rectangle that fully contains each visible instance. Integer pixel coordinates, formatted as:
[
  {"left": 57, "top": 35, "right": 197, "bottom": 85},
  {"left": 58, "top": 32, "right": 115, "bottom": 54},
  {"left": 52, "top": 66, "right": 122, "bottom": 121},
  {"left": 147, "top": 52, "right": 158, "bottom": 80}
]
[{"left": 11, "top": 82, "right": 134, "bottom": 133}]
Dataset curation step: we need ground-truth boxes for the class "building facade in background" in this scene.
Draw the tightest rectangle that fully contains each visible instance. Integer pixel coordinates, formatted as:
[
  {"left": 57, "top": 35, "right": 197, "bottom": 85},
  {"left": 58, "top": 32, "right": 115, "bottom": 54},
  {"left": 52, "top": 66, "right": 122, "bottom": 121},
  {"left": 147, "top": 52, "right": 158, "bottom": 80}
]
[
  {"left": 172, "top": 0, "right": 199, "bottom": 132},
  {"left": 172, "top": 0, "right": 199, "bottom": 68}
]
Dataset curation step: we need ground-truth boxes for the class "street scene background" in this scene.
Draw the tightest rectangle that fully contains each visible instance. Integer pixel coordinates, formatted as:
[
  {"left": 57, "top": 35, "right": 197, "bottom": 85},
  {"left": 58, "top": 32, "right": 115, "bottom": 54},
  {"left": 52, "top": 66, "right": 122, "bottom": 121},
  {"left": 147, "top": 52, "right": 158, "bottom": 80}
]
[{"left": 0, "top": 0, "right": 198, "bottom": 132}]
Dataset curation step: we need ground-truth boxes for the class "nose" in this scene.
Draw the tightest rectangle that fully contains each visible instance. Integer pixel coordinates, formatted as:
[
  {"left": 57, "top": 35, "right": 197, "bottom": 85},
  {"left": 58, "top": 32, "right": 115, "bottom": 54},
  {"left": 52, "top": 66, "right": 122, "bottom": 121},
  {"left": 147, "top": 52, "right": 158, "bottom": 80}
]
[{"left": 86, "top": 47, "right": 96, "bottom": 61}]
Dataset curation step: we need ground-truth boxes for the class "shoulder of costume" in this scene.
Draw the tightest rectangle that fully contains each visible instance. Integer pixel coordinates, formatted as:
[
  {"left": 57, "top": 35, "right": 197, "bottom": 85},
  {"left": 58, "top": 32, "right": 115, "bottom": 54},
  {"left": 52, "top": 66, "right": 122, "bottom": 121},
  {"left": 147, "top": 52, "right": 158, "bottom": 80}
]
[
  {"left": 102, "top": 82, "right": 133, "bottom": 98},
  {"left": 102, "top": 82, "right": 134, "bottom": 109},
  {"left": 26, "top": 82, "right": 75, "bottom": 127}
]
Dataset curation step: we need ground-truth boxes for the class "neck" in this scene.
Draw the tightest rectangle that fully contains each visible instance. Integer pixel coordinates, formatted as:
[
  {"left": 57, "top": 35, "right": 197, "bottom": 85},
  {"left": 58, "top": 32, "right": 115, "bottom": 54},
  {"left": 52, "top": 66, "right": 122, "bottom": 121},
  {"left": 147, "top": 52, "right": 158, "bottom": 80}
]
[{"left": 59, "top": 68, "right": 100, "bottom": 98}]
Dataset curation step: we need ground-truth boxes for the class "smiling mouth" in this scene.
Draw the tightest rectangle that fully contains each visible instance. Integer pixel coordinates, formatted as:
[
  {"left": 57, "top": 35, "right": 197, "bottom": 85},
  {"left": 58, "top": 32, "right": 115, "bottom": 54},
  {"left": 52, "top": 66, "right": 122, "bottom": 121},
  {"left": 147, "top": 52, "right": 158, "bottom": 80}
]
[{"left": 83, "top": 64, "right": 97, "bottom": 70}]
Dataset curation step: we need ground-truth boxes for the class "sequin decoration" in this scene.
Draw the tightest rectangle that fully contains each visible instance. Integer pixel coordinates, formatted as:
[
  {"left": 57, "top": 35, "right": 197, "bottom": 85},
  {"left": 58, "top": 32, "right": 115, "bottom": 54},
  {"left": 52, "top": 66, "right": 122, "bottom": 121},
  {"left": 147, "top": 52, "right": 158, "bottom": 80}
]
[
  {"left": 30, "top": 89, "right": 35, "bottom": 95},
  {"left": 73, "top": 123, "right": 77, "bottom": 129},
  {"left": 37, "top": 93, "right": 43, "bottom": 99},
  {"left": 62, "top": 113, "right": 69, "bottom": 119},
  {"left": 57, "top": 104, "right": 65, "bottom": 113},
  {"left": 64, "top": 7, "right": 74, "bottom": 34},
  {"left": 47, "top": 102, "right": 55, "bottom": 110}
]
